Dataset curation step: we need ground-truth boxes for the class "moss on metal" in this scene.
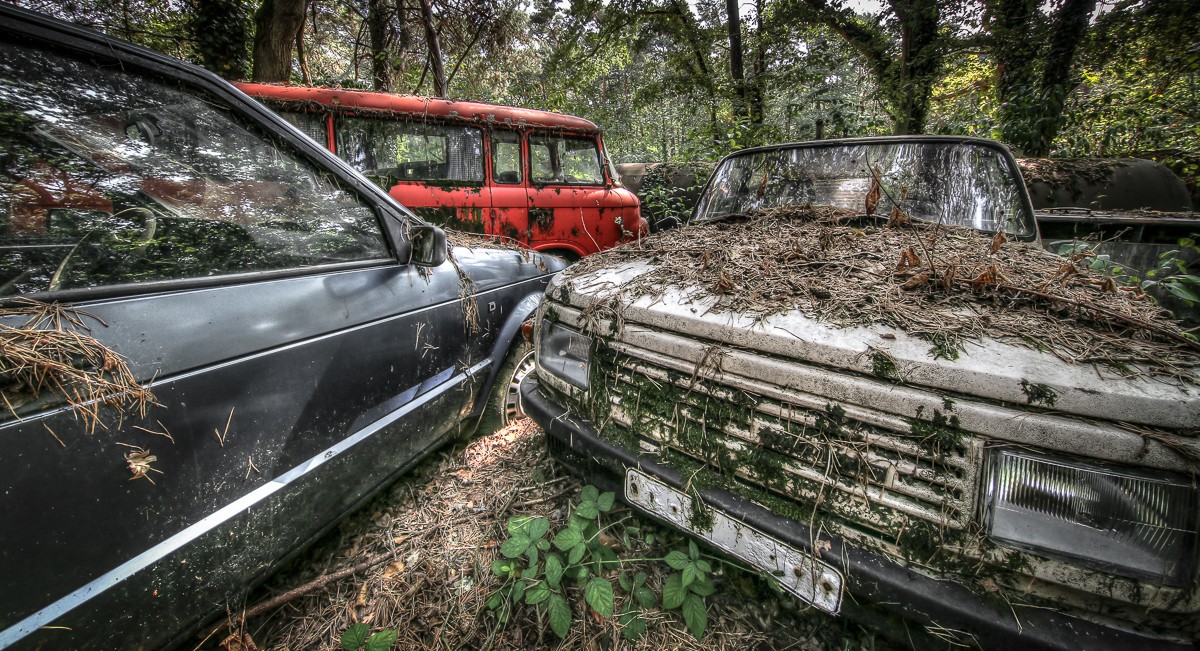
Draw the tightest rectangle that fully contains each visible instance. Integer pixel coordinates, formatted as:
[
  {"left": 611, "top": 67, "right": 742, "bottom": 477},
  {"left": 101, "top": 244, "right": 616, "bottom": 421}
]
[
  {"left": 1020, "top": 380, "right": 1059, "bottom": 407},
  {"left": 906, "top": 403, "right": 965, "bottom": 456},
  {"left": 869, "top": 350, "right": 899, "bottom": 381}
]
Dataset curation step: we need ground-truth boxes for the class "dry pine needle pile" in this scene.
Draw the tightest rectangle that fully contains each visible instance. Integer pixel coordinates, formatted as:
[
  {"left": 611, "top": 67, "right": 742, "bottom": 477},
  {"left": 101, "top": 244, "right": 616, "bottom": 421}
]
[
  {"left": 0, "top": 300, "right": 153, "bottom": 433},
  {"left": 565, "top": 207, "right": 1199, "bottom": 382}
]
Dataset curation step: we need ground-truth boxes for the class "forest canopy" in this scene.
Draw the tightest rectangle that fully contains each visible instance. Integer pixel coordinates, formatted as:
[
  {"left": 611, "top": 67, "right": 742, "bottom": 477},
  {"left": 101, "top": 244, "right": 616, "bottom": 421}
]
[{"left": 22, "top": 0, "right": 1200, "bottom": 170}]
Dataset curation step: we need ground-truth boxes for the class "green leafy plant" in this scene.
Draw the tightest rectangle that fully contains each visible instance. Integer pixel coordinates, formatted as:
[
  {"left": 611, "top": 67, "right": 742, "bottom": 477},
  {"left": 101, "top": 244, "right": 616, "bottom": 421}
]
[
  {"left": 641, "top": 182, "right": 691, "bottom": 231},
  {"left": 661, "top": 540, "right": 716, "bottom": 638},
  {"left": 339, "top": 623, "right": 397, "bottom": 651},
  {"left": 1055, "top": 236, "right": 1200, "bottom": 307},
  {"left": 487, "top": 485, "right": 715, "bottom": 641}
]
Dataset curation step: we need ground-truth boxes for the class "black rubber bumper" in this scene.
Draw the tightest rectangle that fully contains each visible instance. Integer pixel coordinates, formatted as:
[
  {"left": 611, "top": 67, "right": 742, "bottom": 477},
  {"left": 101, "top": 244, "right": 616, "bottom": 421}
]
[{"left": 521, "top": 374, "right": 1193, "bottom": 651}]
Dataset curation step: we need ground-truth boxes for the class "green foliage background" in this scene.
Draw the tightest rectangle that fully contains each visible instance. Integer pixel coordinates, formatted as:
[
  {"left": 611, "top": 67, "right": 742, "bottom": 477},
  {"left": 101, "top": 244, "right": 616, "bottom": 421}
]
[{"left": 22, "top": 0, "right": 1200, "bottom": 170}]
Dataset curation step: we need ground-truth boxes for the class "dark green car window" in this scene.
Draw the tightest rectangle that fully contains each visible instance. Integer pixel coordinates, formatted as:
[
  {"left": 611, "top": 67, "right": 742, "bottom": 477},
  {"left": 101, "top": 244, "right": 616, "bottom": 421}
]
[{"left": 0, "top": 39, "right": 389, "bottom": 297}]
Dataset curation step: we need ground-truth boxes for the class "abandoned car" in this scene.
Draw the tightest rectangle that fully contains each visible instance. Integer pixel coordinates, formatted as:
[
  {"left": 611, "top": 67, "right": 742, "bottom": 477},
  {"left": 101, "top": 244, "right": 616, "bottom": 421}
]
[
  {"left": 237, "top": 83, "right": 648, "bottom": 262},
  {"left": 0, "top": 5, "right": 556, "bottom": 649},
  {"left": 522, "top": 136, "right": 1200, "bottom": 650}
]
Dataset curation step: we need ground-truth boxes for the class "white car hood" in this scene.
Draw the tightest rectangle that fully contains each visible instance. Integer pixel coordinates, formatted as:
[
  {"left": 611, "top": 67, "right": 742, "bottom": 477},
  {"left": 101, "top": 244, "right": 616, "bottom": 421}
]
[{"left": 553, "top": 260, "right": 1199, "bottom": 432}]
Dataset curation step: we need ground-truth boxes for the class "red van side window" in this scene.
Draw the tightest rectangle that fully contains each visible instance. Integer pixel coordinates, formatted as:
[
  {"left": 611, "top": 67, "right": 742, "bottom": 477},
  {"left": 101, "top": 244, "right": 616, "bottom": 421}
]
[
  {"left": 530, "top": 134, "right": 604, "bottom": 186},
  {"left": 492, "top": 130, "right": 522, "bottom": 185},
  {"left": 336, "top": 116, "right": 484, "bottom": 185}
]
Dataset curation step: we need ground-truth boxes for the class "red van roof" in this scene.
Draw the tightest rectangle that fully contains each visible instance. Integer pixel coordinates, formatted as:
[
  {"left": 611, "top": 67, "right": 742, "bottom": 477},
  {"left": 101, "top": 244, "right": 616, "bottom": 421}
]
[{"left": 236, "top": 83, "right": 600, "bottom": 133}]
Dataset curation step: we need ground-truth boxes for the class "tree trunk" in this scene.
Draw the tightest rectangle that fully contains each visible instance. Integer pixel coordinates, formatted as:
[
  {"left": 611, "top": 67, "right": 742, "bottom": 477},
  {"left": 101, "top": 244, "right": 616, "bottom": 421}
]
[
  {"left": 1029, "top": 0, "right": 1096, "bottom": 155},
  {"left": 796, "top": 0, "right": 941, "bottom": 135},
  {"left": 295, "top": 12, "right": 311, "bottom": 85},
  {"left": 417, "top": 0, "right": 447, "bottom": 96},
  {"left": 193, "top": 0, "right": 249, "bottom": 80},
  {"left": 665, "top": 0, "right": 720, "bottom": 139},
  {"left": 888, "top": 0, "right": 941, "bottom": 134},
  {"left": 726, "top": 0, "right": 747, "bottom": 119},
  {"left": 987, "top": 0, "right": 1041, "bottom": 148},
  {"left": 251, "top": 0, "right": 307, "bottom": 82},
  {"left": 368, "top": 0, "right": 393, "bottom": 91},
  {"left": 988, "top": 0, "right": 1096, "bottom": 155},
  {"left": 749, "top": 0, "right": 765, "bottom": 126}
]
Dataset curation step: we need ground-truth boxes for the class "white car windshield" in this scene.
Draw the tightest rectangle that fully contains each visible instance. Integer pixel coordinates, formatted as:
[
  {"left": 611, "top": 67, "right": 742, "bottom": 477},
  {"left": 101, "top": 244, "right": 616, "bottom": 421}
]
[{"left": 693, "top": 139, "right": 1037, "bottom": 239}]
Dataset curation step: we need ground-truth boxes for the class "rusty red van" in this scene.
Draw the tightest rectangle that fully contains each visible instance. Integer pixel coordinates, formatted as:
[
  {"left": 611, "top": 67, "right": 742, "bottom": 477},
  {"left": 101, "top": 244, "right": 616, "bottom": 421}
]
[{"left": 237, "top": 84, "right": 646, "bottom": 260}]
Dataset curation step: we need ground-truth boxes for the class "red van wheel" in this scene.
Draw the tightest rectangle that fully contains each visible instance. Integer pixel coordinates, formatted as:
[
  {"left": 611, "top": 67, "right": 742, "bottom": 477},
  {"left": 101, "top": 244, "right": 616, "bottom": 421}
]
[{"left": 544, "top": 249, "right": 581, "bottom": 264}]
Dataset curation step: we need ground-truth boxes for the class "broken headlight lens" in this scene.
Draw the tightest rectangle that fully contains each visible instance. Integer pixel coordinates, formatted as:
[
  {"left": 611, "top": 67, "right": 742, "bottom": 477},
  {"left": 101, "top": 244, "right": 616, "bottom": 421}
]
[
  {"left": 538, "top": 322, "right": 592, "bottom": 389},
  {"left": 984, "top": 448, "right": 1197, "bottom": 586}
]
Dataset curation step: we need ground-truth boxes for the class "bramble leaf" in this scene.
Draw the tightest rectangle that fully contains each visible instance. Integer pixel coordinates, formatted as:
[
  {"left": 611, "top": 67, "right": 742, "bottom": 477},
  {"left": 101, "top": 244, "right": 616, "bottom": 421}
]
[
  {"left": 619, "top": 611, "right": 646, "bottom": 641},
  {"left": 597, "top": 492, "right": 616, "bottom": 512},
  {"left": 525, "top": 584, "right": 551, "bottom": 605},
  {"left": 568, "top": 541, "right": 587, "bottom": 565},
  {"left": 575, "top": 500, "right": 599, "bottom": 520},
  {"left": 365, "top": 630, "right": 398, "bottom": 651},
  {"left": 634, "top": 586, "right": 657, "bottom": 608},
  {"left": 681, "top": 594, "right": 708, "bottom": 639},
  {"left": 688, "top": 576, "right": 716, "bottom": 597},
  {"left": 500, "top": 534, "right": 530, "bottom": 559},
  {"left": 664, "top": 550, "right": 689, "bottom": 570},
  {"left": 548, "top": 593, "right": 572, "bottom": 638},
  {"left": 545, "top": 554, "right": 565, "bottom": 589},
  {"left": 662, "top": 573, "right": 686, "bottom": 609},
  {"left": 340, "top": 623, "right": 369, "bottom": 651},
  {"left": 584, "top": 577, "right": 615, "bottom": 618},
  {"left": 527, "top": 517, "right": 550, "bottom": 540},
  {"left": 553, "top": 527, "right": 583, "bottom": 551}
]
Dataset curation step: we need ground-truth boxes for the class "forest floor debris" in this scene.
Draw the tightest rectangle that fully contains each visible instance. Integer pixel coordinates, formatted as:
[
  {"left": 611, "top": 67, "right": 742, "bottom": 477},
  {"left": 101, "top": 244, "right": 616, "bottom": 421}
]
[{"left": 212, "top": 420, "right": 875, "bottom": 651}]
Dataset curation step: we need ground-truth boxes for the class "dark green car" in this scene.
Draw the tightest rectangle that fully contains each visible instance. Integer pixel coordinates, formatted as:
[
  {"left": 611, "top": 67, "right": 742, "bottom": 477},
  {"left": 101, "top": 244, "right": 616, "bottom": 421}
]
[{"left": 0, "top": 5, "right": 558, "bottom": 649}]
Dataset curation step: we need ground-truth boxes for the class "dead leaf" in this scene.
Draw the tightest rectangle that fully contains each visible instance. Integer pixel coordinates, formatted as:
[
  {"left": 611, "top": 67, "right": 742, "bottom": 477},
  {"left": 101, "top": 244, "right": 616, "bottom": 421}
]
[
  {"left": 886, "top": 206, "right": 909, "bottom": 227},
  {"left": 901, "top": 273, "right": 931, "bottom": 290},
  {"left": 713, "top": 269, "right": 736, "bottom": 294},
  {"left": 122, "top": 446, "right": 162, "bottom": 484},
  {"left": 896, "top": 247, "right": 921, "bottom": 270},
  {"left": 865, "top": 167, "right": 882, "bottom": 216},
  {"left": 970, "top": 264, "right": 1004, "bottom": 291},
  {"left": 1055, "top": 262, "right": 1078, "bottom": 281},
  {"left": 940, "top": 265, "right": 957, "bottom": 291},
  {"left": 382, "top": 561, "right": 405, "bottom": 579},
  {"left": 989, "top": 231, "right": 1007, "bottom": 255}
]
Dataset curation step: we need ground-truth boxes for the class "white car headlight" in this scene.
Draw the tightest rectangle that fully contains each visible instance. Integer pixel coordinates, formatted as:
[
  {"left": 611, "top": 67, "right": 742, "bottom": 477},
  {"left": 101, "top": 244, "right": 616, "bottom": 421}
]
[
  {"left": 538, "top": 322, "right": 592, "bottom": 389},
  {"left": 983, "top": 448, "right": 1197, "bottom": 586}
]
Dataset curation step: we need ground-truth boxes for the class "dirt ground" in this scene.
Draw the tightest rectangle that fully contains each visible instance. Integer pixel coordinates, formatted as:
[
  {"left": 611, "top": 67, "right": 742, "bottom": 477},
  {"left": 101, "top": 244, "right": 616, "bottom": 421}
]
[{"left": 202, "top": 420, "right": 882, "bottom": 651}]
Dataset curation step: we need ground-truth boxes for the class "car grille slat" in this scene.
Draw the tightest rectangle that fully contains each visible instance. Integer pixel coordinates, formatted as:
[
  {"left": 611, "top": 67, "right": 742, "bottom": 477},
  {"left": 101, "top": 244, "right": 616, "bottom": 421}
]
[{"left": 591, "top": 342, "right": 980, "bottom": 534}]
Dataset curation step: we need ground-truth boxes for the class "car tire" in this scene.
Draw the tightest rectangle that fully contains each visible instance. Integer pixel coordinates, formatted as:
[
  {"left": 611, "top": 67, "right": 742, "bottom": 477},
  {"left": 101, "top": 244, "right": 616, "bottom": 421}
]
[{"left": 479, "top": 339, "right": 535, "bottom": 433}]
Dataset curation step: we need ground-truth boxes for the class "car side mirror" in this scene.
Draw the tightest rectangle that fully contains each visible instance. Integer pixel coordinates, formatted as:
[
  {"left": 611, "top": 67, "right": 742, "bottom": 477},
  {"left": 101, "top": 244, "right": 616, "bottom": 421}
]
[{"left": 409, "top": 224, "right": 447, "bottom": 267}]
